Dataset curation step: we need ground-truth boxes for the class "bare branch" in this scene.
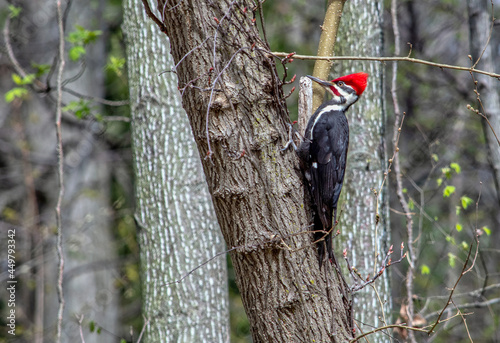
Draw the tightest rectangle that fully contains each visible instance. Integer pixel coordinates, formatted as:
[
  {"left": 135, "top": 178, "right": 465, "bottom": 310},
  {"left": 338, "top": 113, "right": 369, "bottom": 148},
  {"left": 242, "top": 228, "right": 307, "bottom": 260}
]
[
  {"left": 55, "top": 2, "right": 66, "bottom": 342},
  {"left": 349, "top": 324, "right": 428, "bottom": 343},
  {"left": 271, "top": 52, "right": 500, "bottom": 79},
  {"left": 427, "top": 238, "right": 477, "bottom": 334},
  {"left": 141, "top": 0, "right": 167, "bottom": 33}
]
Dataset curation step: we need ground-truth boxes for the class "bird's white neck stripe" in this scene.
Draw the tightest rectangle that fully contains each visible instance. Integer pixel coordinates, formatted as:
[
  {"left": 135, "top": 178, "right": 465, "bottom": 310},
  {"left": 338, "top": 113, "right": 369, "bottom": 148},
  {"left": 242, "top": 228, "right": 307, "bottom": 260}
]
[{"left": 310, "top": 104, "right": 344, "bottom": 139}]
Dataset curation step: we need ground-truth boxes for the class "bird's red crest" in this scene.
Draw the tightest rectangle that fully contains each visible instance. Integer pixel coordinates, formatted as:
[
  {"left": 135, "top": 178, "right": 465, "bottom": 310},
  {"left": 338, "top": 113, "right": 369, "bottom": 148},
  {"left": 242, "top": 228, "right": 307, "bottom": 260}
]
[{"left": 332, "top": 72, "right": 369, "bottom": 96}]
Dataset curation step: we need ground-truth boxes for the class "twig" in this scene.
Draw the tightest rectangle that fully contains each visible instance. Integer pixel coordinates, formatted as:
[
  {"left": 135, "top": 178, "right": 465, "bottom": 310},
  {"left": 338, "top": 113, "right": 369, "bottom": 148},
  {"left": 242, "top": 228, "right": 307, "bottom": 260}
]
[
  {"left": 141, "top": 0, "right": 167, "bottom": 33},
  {"left": 77, "top": 314, "right": 86, "bottom": 343},
  {"left": 271, "top": 53, "right": 500, "bottom": 79},
  {"left": 427, "top": 239, "right": 475, "bottom": 334},
  {"left": 3, "top": 16, "right": 48, "bottom": 90},
  {"left": 451, "top": 299, "right": 473, "bottom": 343},
  {"left": 62, "top": 87, "right": 129, "bottom": 106},
  {"left": 136, "top": 315, "right": 150, "bottom": 343},
  {"left": 424, "top": 297, "right": 500, "bottom": 320},
  {"left": 349, "top": 324, "right": 428, "bottom": 343},
  {"left": 255, "top": 0, "right": 269, "bottom": 48},
  {"left": 390, "top": 2, "right": 416, "bottom": 341},
  {"left": 345, "top": 243, "right": 406, "bottom": 292},
  {"left": 166, "top": 247, "right": 238, "bottom": 286},
  {"left": 55, "top": 2, "right": 66, "bottom": 342}
]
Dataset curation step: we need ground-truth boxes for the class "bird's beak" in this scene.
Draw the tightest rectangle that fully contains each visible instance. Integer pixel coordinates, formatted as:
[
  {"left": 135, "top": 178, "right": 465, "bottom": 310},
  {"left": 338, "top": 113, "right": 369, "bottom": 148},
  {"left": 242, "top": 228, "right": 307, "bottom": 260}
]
[{"left": 306, "top": 75, "right": 333, "bottom": 88}]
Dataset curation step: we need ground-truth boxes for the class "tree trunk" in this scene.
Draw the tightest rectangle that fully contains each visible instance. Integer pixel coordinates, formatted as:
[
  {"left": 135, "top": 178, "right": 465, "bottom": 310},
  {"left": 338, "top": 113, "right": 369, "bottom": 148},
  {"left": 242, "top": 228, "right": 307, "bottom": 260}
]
[
  {"left": 146, "top": 0, "right": 356, "bottom": 341},
  {"left": 468, "top": 0, "right": 500, "bottom": 207},
  {"left": 335, "top": 1, "right": 391, "bottom": 340},
  {"left": 123, "top": 1, "right": 230, "bottom": 341},
  {"left": 0, "top": 1, "right": 120, "bottom": 342}
]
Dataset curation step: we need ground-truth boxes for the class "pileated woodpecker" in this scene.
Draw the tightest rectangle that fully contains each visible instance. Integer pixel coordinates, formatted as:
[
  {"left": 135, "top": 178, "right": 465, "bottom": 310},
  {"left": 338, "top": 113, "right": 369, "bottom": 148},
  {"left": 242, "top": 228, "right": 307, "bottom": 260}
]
[{"left": 297, "top": 72, "right": 368, "bottom": 268}]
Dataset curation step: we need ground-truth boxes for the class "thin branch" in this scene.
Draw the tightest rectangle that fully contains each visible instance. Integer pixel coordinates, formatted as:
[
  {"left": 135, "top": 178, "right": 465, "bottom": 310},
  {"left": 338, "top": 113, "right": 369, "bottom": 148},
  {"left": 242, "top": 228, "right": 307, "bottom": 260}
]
[
  {"left": 77, "top": 314, "right": 86, "bottom": 343},
  {"left": 136, "top": 315, "right": 150, "bottom": 343},
  {"left": 141, "top": 0, "right": 167, "bottom": 33},
  {"left": 451, "top": 299, "right": 473, "bottom": 343},
  {"left": 271, "top": 52, "right": 500, "bottom": 79},
  {"left": 390, "top": 2, "right": 416, "bottom": 342},
  {"left": 349, "top": 324, "right": 428, "bottom": 343},
  {"left": 3, "top": 16, "right": 48, "bottom": 90},
  {"left": 55, "top": 2, "right": 66, "bottom": 342},
  {"left": 427, "top": 239, "right": 475, "bottom": 334},
  {"left": 424, "top": 297, "right": 500, "bottom": 320},
  {"left": 346, "top": 243, "right": 406, "bottom": 292},
  {"left": 165, "top": 247, "right": 238, "bottom": 286},
  {"left": 62, "top": 87, "right": 129, "bottom": 106}
]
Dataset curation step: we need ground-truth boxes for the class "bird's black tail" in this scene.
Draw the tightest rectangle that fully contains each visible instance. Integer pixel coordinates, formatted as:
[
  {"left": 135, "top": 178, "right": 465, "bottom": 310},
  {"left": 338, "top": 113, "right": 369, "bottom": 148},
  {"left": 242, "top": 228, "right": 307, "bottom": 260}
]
[{"left": 314, "top": 213, "right": 333, "bottom": 269}]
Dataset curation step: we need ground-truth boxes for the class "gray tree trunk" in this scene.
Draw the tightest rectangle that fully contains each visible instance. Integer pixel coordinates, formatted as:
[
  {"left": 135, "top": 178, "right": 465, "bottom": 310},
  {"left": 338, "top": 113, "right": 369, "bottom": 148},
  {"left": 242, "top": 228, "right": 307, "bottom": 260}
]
[
  {"left": 335, "top": 1, "right": 391, "bottom": 340},
  {"left": 148, "top": 0, "right": 356, "bottom": 341},
  {"left": 123, "top": 1, "right": 230, "bottom": 342},
  {"left": 0, "top": 1, "right": 120, "bottom": 342},
  {"left": 468, "top": 0, "right": 500, "bottom": 207}
]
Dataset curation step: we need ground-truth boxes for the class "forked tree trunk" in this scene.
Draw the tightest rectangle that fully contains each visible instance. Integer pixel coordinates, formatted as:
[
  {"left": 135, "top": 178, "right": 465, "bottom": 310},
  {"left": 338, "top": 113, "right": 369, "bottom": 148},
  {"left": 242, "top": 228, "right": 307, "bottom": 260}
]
[{"left": 150, "top": 0, "right": 354, "bottom": 341}]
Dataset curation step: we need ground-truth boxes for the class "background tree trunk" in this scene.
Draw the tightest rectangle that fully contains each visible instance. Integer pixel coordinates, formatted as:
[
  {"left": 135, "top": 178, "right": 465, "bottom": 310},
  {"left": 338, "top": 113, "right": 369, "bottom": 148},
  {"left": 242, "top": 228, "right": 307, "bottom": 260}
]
[
  {"left": 335, "top": 0, "right": 391, "bottom": 340},
  {"left": 152, "top": 0, "right": 354, "bottom": 341},
  {"left": 0, "top": 1, "right": 120, "bottom": 342},
  {"left": 123, "top": 1, "right": 230, "bottom": 341},
  {"left": 468, "top": 0, "right": 500, "bottom": 207}
]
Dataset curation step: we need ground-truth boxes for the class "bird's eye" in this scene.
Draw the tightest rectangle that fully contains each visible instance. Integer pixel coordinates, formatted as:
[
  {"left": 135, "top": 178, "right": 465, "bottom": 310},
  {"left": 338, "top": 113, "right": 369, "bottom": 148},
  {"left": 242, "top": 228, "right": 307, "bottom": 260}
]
[{"left": 337, "top": 81, "right": 345, "bottom": 87}]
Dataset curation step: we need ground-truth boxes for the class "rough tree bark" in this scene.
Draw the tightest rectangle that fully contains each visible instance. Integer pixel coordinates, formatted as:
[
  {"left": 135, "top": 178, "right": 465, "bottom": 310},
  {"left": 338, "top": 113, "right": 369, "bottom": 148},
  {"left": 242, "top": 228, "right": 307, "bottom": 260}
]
[
  {"left": 335, "top": 1, "right": 391, "bottom": 340},
  {"left": 145, "top": 0, "right": 355, "bottom": 341},
  {"left": 123, "top": 1, "right": 229, "bottom": 341}
]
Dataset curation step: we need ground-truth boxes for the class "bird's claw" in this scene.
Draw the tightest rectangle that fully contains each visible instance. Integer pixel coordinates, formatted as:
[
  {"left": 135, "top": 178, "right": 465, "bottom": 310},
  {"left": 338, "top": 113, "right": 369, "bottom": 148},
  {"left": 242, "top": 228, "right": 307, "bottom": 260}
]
[{"left": 281, "top": 123, "right": 299, "bottom": 151}]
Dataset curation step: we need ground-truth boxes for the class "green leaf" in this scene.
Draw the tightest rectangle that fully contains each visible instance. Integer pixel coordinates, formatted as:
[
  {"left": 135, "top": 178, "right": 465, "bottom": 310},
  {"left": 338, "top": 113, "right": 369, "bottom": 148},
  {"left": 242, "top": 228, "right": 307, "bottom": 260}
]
[
  {"left": 445, "top": 235, "right": 456, "bottom": 245},
  {"left": 69, "top": 46, "right": 86, "bottom": 61},
  {"left": 12, "top": 74, "right": 23, "bottom": 85},
  {"left": 448, "top": 253, "right": 456, "bottom": 268},
  {"left": 436, "top": 178, "right": 443, "bottom": 187},
  {"left": 5, "top": 87, "right": 28, "bottom": 103},
  {"left": 455, "top": 223, "right": 462, "bottom": 232},
  {"left": 402, "top": 188, "right": 407, "bottom": 194},
  {"left": 408, "top": 198, "right": 414, "bottom": 210},
  {"left": 68, "top": 25, "right": 102, "bottom": 45},
  {"left": 441, "top": 167, "right": 452, "bottom": 179},
  {"left": 421, "top": 264, "right": 430, "bottom": 275},
  {"left": 106, "top": 56, "right": 126, "bottom": 76},
  {"left": 450, "top": 162, "right": 461, "bottom": 174},
  {"left": 63, "top": 99, "right": 91, "bottom": 119},
  {"left": 32, "top": 63, "right": 51, "bottom": 77},
  {"left": 120, "top": 339, "right": 127, "bottom": 343},
  {"left": 455, "top": 206, "right": 461, "bottom": 215},
  {"left": 8, "top": 5, "right": 22, "bottom": 18},
  {"left": 431, "top": 153, "right": 439, "bottom": 162},
  {"left": 443, "top": 185, "right": 456, "bottom": 198},
  {"left": 460, "top": 196, "right": 473, "bottom": 210},
  {"left": 461, "top": 241, "right": 469, "bottom": 250},
  {"left": 89, "top": 321, "right": 95, "bottom": 332},
  {"left": 12, "top": 74, "right": 35, "bottom": 86},
  {"left": 483, "top": 226, "right": 491, "bottom": 236}
]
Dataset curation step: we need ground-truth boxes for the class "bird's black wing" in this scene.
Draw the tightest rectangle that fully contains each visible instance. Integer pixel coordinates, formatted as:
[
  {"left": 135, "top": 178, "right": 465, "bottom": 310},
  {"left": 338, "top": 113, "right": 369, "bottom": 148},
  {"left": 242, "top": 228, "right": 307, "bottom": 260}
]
[{"left": 308, "top": 113, "right": 349, "bottom": 266}]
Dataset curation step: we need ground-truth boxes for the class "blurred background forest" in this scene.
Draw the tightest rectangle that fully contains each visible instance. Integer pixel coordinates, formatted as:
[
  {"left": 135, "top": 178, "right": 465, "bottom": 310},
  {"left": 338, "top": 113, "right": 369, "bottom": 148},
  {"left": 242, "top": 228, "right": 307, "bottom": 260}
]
[{"left": 0, "top": 0, "right": 499, "bottom": 342}]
